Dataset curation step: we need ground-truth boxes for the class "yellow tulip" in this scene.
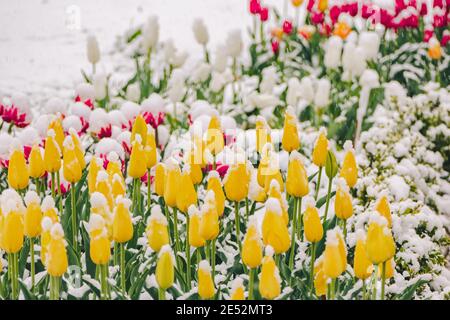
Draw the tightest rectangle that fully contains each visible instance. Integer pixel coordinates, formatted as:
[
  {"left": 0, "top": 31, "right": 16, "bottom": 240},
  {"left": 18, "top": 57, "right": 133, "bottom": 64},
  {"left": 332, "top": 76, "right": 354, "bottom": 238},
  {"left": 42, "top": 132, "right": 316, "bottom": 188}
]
[
  {"left": 199, "top": 191, "right": 220, "bottom": 241},
  {"left": 205, "top": 115, "right": 224, "bottom": 156},
  {"left": 48, "top": 118, "right": 65, "bottom": 150},
  {"left": 112, "top": 197, "right": 133, "bottom": 243},
  {"left": 378, "top": 258, "right": 395, "bottom": 279},
  {"left": 428, "top": 37, "right": 442, "bottom": 60},
  {"left": 375, "top": 194, "right": 392, "bottom": 228},
  {"left": 154, "top": 163, "right": 166, "bottom": 197},
  {"left": 156, "top": 245, "right": 175, "bottom": 290},
  {"left": 286, "top": 151, "right": 309, "bottom": 198},
  {"left": 95, "top": 171, "right": 114, "bottom": 210},
  {"left": 334, "top": 178, "right": 353, "bottom": 220},
  {"left": 44, "top": 130, "right": 62, "bottom": 173},
  {"left": 248, "top": 169, "right": 267, "bottom": 203},
  {"left": 242, "top": 216, "right": 263, "bottom": 268},
  {"left": 106, "top": 152, "right": 123, "bottom": 180},
  {"left": 281, "top": 106, "right": 300, "bottom": 152},
  {"left": 258, "top": 246, "right": 281, "bottom": 300},
  {"left": 198, "top": 260, "right": 215, "bottom": 299},
  {"left": 303, "top": 197, "right": 323, "bottom": 243},
  {"left": 314, "top": 267, "right": 328, "bottom": 297},
  {"left": 291, "top": 0, "right": 304, "bottom": 7},
  {"left": 46, "top": 223, "right": 68, "bottom": 277},
  {"left": 128, "top": 135, "right": 147, "bottom": 179},
  {"left": 262, "top": 198, "right": 290, "bottom": 254},
  {"left": 69, "top": 128, "right": 86, "bottom": 170},
  {"left": 366, "top": 214, "right": 396, "bottom": 264},
  {"left": 146, "top": 206, "right": 169, "bottom": 252},
  {"left": 224, "top": 161, "right": 250, "bottom": 202},
  {"left": 40, "top": 217, "right": 53, "bottom": 266},
  {"left": 163, "top": 158, "right": 181, "bottom": 208},
  {"left": 206, "top": 171, "right": 225, "bottom": 217},
  {"left": 145, "top": 128, "right": 157, "bottom": 169},
  {"left": 255, "top": 116, "right": 271, "bottom": 154},
  {"left": 63, "top": 136, "right": 82, "bottom": 183},
  {"left": 267, "top": 180, "right": 289, "bottom": 225},
  {"left": 188, "top": 205, "right": 206, "bottom": 248},
  {"left": 312, "top": 129, "right": 328, "bottom": 167},
  {"left": 340, "top": 141, "right": 358, "bottom": 188},
  {"left": 131, "top": 114, "right": 148, "bottom": 146},
  {"left": 176, "top": 168, "right": 198, "bottom": 213},
  {"left": 318, "top": 0, "right": 328, "bottom": 12},
  {"left": 24, "top": 191, "right": 42, "bottom": 238},
  {"left": 111, "top": 174, "right": 126, "bottom": 198},
  {"left": 1, "top": 206, "right": 24, "bottom": 254},
  {"left": 353, "top": 230, "right": 374, "bottom": 280},
  {"left": 229, "top": 277, "right": 245, "bottom": 300},
  {"left": 28, "top": 145, "right": 45, "bottom": 178},
  {"left": 88, "top": 157, "right": 103, "bottom": 194},
  {"left": 323, "top": 229, "right": 347, "bottom": 278},
  {"left": 8, "top": 148, "right": 29, "bottom": 190},
  {"left": 88, "top": 214, "right": 111, "bottom": 265},
  {"left": 41, "top": 196, "right": 60, "bottom": 223},
  {"left": 90, "top": 192, "right": 113, "bottom": 238}
]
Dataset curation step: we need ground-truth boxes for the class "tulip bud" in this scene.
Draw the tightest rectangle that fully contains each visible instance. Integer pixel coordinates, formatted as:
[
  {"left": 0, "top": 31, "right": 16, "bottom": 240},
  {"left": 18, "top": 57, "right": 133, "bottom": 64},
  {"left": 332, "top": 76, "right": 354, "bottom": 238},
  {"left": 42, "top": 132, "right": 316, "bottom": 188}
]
[
  {"left": 156, "top": 245, "right": 175, "bottom": 290},
  {"left": 302, "top": 197, "right": 323, "bottom": 243},
  {"left": 262, "top": 198, "right": 291, "bottom": 254},
  {"left": 1, "top": 198, "right": 25, "bottom": 253},
  {"left": 145, "top": 128, "right": 158, "bottom": 169},
  {"left": 163, "top": 158, "right": 181, "bottom": 208},
  {"left": 146, "top": 206, "right": 169, "bottom": 252},
  {"left": 353, "top": 229, "right": 374, "bottom": 280},
  {"left": 206, "top": 171, "right": 225, "bottom": 217},
  {"left": 128, "top": 135, "right": 147, "bottom": 179},
  {"left": 366, "top": 213, "right": 396, "bottom": 264},
  {"left": 286, "top": 151, "right": 309, "bottom": 198},
  {"left": 69, "top": 128, "right": 86, "bottom": 170},
  {"left": 340, "top": 141, "right": 358, "bottom": 188},
  {"left": 154, "top": 163, "right": 166, "bottom": 197},
  {"left": 46, "top": 223, "right": 68, "bottom": 277},
  {"left": 193, "top": 18, "right": 209, "bottom": 45},
  {"left": 87, "top": 35, "right": 101, "bottom": 65},
  {"left": 229, "top": 277, "right": 245, "bottom": 300},
  {"left": 44, "top": 130, "right": 62, "bottom": 174},
  {"left": 176, "top": 167, "right": 198, "bottom": 214},
  {"left": 24, "top": 191, "right": 42, "bottom": 238},
  {"left": 88, "top": 157, "right": 103, "bottom": 194},
  {"left": 188, "top": 205, "right": 206, "bottom": 248},
  {"left": 205, "top": 116, "right": 224, "bottom": 156},
  {"left": 375, "top": 193, "right": 392, "bottom": 228},
  {"left": 131, "top": 115, "right": 148, "bottom": 146},
  {"left": 29, "top": 145, "right": 45, "bottom": 178},
  {"left": 88, "top": 214, "right": 111, "bottom": 265},
  {"left": 198, "top": 260, "right": 215, "bottom": 299},
  {"left": 428, "top": 37, "right": 442, "bottom": 60},
  {"left": 242, "top": 216, "right": 263, "bottom": 268},
  {"left": 199, "top": 191, "right": 220, "bottom": 241},
  {"left": 378, "top": 258, "right": 394, "bottom": 279},
  {"left": 224, "top": 160, "right": 250, "bottom": 202},
  {"left": 334, "top": 178, "right": 353, "bottom": 220},
  {"left": 318, "top": 0, "right": 328, "bottom": 12},
  {"left": 281, "top": 106, "right": 300, "bottom": 152},
  {"left": 48, "top": 118, "right": 65, "bottom": 150},
  {"left": 63, "top": 136, "right": 82, "bottom": 183},
  {"left": 312, "top": 128, "right": 328, "bottom": 167},
  {"left": 267, "top": 180, "right": 289, "bottom": 225},
  {"left": 258, "top": 246, "right": 281, "bottom": 300},
  {"left": 323, "top": 228, "right": 347, "bottom": 279},
  {"left": 8, "top": 147, "right": 29, "bottom": 191},
  {"left": 112, "top": 197, "right": 133, "bottom": 243}
]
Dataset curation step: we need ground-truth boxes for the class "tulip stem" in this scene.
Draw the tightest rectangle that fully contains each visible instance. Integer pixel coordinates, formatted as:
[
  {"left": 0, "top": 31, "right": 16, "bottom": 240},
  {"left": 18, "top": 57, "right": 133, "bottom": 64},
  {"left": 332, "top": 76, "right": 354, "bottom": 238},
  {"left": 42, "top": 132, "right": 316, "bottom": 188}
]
[
  {"left": 158, "top": 288, "right": 165, "bottom": 300},
  {"left": 30, "top": 238, "right": 35, "bottom": 292},
  {"left": 147, "top": 169, "right": 151, "bottom": 213},
  {"left": 234, "top": 201, "right": 241, "bottom": 252},
  {"left": 372, "top": 265, "right": 378, "bottom": 300},
  {"left": 362, "top": 279, "right": 366, "bottom": 300},
  {"left": 51, "top": 172, "right": 56, "bottom": 198},
  {"left": 342, "top": 219, "right": 347, "bottom": 240},
  {"left": 330, "top": 278, "right": 336, "bottom": 300},
  {"left": 56, "top": 171, "right": 62, "bottom": 213},
  {"left": 173, "top": 207, "right": 181, "bottom": 269},
  {"left": 205, "top": 240, "right": 210, "bottom": 264},
  {"left": 289, "top": 197, "right": 298, "bottom": 273},
  {"left": 185, "top": 215, "right": 191, "bottom": 290},
  {"left": 314, "top": 167, "right": 323, "bottom": 200},
  {"left": 296, "top": 197, "right": 303, "bottom": 241},
  {"left": 381, "top": 261, "right": 386, "bottom": 300},
  {"left": 309, "top": 242, "right": 317, "bottom": 290},
  {"left": 245, "top": 198, "right": 249, "bottom": 222},
  {"left": 248, "top": 268, "right": 255, "bottom": 300},
  {"left": 120, "top": 243, "right": 126, "bottom": 295},
  {"left": 100, "top": 264, "right": 108, "bottom": 300},
  {"left": 211, "top": 238, "right": 216, "bottom": 281},
  {"left": 323, "top": 176, "right": 333, "bottom": 224},
  {"left": 71, "top": 183, "right": 78, "bottom": 254}
]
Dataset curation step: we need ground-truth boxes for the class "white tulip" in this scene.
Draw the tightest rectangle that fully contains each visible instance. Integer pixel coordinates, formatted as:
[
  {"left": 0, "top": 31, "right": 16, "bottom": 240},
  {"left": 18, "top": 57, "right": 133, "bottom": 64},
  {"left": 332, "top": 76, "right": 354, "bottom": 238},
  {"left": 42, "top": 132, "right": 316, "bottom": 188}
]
[
  {"left": 225, "top": 30, "right": 243, "bottom": 58},
  {"left": 141, "top": 93, "right": 166, "bottom": 114},
  {"left": 286, "top": 78, "right": 301, "bottom": 107},
  {"left": 126, "top": 83, "right": 141, "bottom": 102},
  {"left": 192, "top": 18, "right": 209, "bottom": 45},
  {"left": 359, "top": 31, "right": 380, "bottom": 60},
  {"left": 324, "top": 36, "right": 343, "bottom": 69},
  {"left": 299, "top": 77, "right": 315, "bottom": 104},
  {"left": 142, "top": 16, "right": 159, "bottom": 52},
  {"left": 314, "top": 78, "right": 331, "bottom": 108},
  {"left": 213, "top": 44, "right": 228, "bottom": 73},
  {"left": 86, "top": 35, "right": 100, "bottom": 65},
  {"left": 93, "top": 73, "right": 107, "bottom": 100},
  {"left": 210, "top": 72, "right": 227, "bottom": 92},
  {"left": 260, "top": 66, "right": 278, "bottom": 94},
  {"left": 191, "top": 62, "right": 211, "bottom": 83},
  {"left": 45, "top": 97, "right": 66, "bottom": 115}
]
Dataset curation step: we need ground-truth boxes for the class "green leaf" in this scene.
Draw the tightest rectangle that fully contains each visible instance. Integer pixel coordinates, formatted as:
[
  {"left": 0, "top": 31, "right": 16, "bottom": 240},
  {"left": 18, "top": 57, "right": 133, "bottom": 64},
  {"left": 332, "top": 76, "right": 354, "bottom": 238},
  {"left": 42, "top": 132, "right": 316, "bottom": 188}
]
[
  {"left": 19, "top": 280, "right": 37, "bottom": 300},
  {"left": 325, "top": 150, "right": 338, "bottom": 178},
  {"left": 395, "top": 279, "right": 428, "bottom": 300}
]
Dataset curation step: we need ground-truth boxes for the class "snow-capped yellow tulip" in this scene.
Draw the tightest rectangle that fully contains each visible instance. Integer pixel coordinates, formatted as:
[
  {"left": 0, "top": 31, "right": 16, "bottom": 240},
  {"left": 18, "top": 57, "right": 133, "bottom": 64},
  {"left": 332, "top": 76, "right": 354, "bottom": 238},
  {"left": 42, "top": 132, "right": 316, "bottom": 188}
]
[
  {"left": 303, "top": 197, "right": 323, "bottom": 243},
  {"left": 229, "top": 277, "right": 245, "bottom": 300},
  {"left": 163, "top": 158, "right": 181, "bottom": 208},
  {"left": 28, "top": 145, "right": 45, "bottom": 179},
  {"left": 378, "top": 258, "right": 395, "bottom": 279},
  {"left": 248, "top": 168, "right": 267, "bottom": 203},
  {"left": 314, "top": 267, "right": 327, "bottom": 297},
  {"left": 312, "top": 129, "right": 328, "bottom": 167},
  {"left": 375, "top": 194, "right": 392, "bottom": 228},
  {"left": 90, "top": 192, "right": 113, "bottom": 239},
  {"left": 154, "top": 163, "right": 166, "bottom": 197},
  {"left": 258, "top": 246, "right": 281, "bottom": 300},
  {"left": 111, "top": 174, "right": 126, "bottom": 198},
  {"left": 95, "top": 171, "right": 114, "bottom": 210},
  {"left": 46, "top": 223, "right": 68, "bottom": 277},
  {"left": 242, "top": 216, "right": 263, "bottom": 268},
  {"left": 24, "top": 191, "right": 42, "bottom": 238},
  {"left": 281, "top": 106, "right": 300, "bottom": 152},
  {"left": 112, "top": 197, "right": 133, "bottom": 243},
  {"left": 40, "top": 217, "right": 53, "bottom": 266},
  {"left": 340, "top": 141, "right": 358, "bottom": 188},
  {"left": 88, "top": 157, "right": 103, "bottom": 194},
  {"left": 428, "top": 37, "right": 442, "bottom": 60},
  {"left": 224, "top": 160, "right": 250, "bottom": 202},
  {"left": 176, "top": 167, "right": 197, "bottom": 213},
  {"left": 41, "top": 196, "right": 60, "bottom": 223},
  {"left": 63, "top": 136, "right": 82, "bottom": 183},
  {"left": 205, "top": 115, "right": 224, "bottom": 156},
  {"left": 286, "top": 151, "right": 309, "bottom": 198},
  {"left": 69, "top": 128, "right": 86, "bottom": 170},
  {"left": 199, "top": 191, "right": 219, "bottom": 241},
  {"left": 255, "top": 116, "right": 271, "bottom": 154},
  {"left": 353, "top": 230, "right": 374, "bottom": 280},
  {"left": 48, "top": 118, "right": 65, "bottom": 150},
  {"left": 106, "top": 152, "right": 123, "bottom": 180},
  {"left": 146, "top": 206, "right": 169, "bottom": 252},
  {"left": 366, "top": 214, "right": 396, "bottom": 264},
  {"left": 88, "top": 214, "right": 111, "bottom": 265},
  {"left": 44, "top": 130, "right": 62, "bottom": 173},
  {"left": 206, "top": 171, "right": 225, "bottom": 217},
  {"left": 1, "top": 203, "right": 24, "bottom": 253},
  {"left": 156, "top": 245, "right": 175, "bottom": 291},
  {"left": 323, "top": 228, "right": 347, "bottom": 279},
  {"left": 188, "top": 205, "right": 205, "bottom": 248},
  {"left": 267, "top": 180, "right": 289, "bottom": 225},
  {"left": 262, "top": 198, "right": 290, "bottom": 254},
  {"left": 334, "top": 178, "right": 353, "bottom": 220},
  {"left": 131, "top": 114, "right": 148, "bottom": 146},
  {"left": 198, "top": 260, "right": 215, "bottom": 299},
  {"left": 145, "top": 127, "right": 157, "bottom": 169},
  {"left": 8, "top": 148, "right": 29, "bottom": 190},
  {"left": 128, "top": 135, "right": 147, "bottom": 179}
]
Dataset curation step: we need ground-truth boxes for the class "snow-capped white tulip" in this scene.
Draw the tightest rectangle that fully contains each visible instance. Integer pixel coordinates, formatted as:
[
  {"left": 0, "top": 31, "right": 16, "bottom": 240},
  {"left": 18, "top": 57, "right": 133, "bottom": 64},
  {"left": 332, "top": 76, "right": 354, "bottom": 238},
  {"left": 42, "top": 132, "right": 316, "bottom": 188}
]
[
  {"left": 191, "top": 63, "right": 211, "bottom": 83},
  {"left": 260, "top": 66, "right": 278, "bottom": 94},
  {"left": 213, "top": 44, "right": 228, "bottom": 73},
  {"left": 314, "top": 78, "right": 331, "bottom": 108},
  {"left": 142, "top": 16, "right": 159, "bottom": 52},
  {"left": 89, "top": 108, "right": 110, "bottom": 133},
  {"left": 86, "top": 35, "right": 100, "bottom": 65},
  {"left": 120, "top": 101, "right": 141, "bottom": 121},
  {"left": 210, "top": 72, "right": 227, "bottom": 92},
  {"left": 299, "top": 77, "right": 315, "bottom": 104},
  {"left": 62, "top": 115, "right": 82, "bottom": 133},
  {"left": 324, "top": 36, "right": 343, "bottom": 69},
  {"left": 17, "top": 127, "right": 40, "bottom": 147},
  {"left": 45, "top": 98, "right": 66, "bottom": 115},
  {"left": 75, "top": 83, "right": 95, "bottom": 101},
  {"left": 358, "top": 31, "right": 380, "bottom": 60},
  {"left": 193, "top": 18, "right": 209, "bottom": 45},
  {"left": 126, "top": 83, "right": 141, "bottom": 102},
  {"left": 360, "top": 69, "right": 379, "bottom": 89},
  {"left": 342, "top": 42, "right": 366, "bottom": 78},
  {"left": 286, "top": 78, "right": 301, "bottom": 107},
  {"left": 93, "top": 73, "right": 107, "bottom": 100},
  {"left": 225, "top": 30, "right": 243, "bottom": 58},
  {"left": 141, "top": 93, "right": 166, "bottom": 114}
]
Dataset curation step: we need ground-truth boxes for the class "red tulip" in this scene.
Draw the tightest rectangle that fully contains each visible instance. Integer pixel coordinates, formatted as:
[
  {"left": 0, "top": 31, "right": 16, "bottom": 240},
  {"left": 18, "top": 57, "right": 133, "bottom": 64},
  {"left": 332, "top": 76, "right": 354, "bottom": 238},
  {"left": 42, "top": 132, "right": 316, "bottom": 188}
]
[
  {"left": 271, "top": 40, "right": 279, "bottom": 54},
  {"left": 283, "top": 20, "right": 293, "bottom": 34},
  {"left": 249, "top": 0, "right": 261, "bottom": 15},
  {"left": 259, "top": 7, "right": 269, "bottom": 22}
]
